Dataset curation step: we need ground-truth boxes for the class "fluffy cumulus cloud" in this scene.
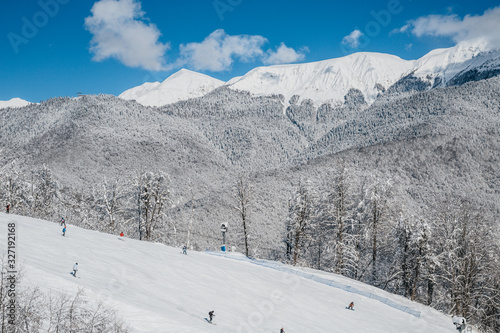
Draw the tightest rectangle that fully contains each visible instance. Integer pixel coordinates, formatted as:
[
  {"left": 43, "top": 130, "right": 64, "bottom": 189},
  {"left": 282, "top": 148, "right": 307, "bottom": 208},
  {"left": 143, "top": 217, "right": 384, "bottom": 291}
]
[
  {"left": 263, "top": 43, "right": 307, "bottom": 65},
  {"left": 342, "top": 30, "right": 364, "bottom": 49},
  {"left": 177, "top": 30, "right": 268, "bottom": 72},
  {"left": 84, "top": 0, "right": 169, "bottom": 71},
  {"left": 397, "top": 6, "right": 500, "bottom": 49},
  {"left": 85, "top": 1, "right": 306, "bottom": 72}
]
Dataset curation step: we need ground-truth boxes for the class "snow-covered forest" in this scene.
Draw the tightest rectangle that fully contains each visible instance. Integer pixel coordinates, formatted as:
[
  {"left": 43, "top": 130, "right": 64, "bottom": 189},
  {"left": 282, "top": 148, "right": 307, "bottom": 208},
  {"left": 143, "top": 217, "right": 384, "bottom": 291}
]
[{"left": 1, "top": 76, "right": 500, "bottom": 331}]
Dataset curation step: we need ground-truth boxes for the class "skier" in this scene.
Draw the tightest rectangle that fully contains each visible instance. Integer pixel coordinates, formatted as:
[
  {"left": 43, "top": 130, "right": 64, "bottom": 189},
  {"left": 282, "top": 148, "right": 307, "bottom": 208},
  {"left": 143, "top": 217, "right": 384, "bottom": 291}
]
[
  {"left": 208, "top": 310, "right": 215, "bottom": 323},
  {"left": 452, "top": 316, "right": 467, "bottom": 332},
  {"left": 182, "top": 245, "right": 187, "bottom": 255},
  {"left": 120, "top": 232, "right": 124, "bottom": 237},
  {"left": 6, "top": 204, "right": 10, "bottom": 214},
  {"left": 73, "top": 263, "right": 78, "bottom": 277},
  {"left": 347, "top": 301, "right": 354, "bottom": 310},
  {"left": 60, "top": 217, "right": 66, "bottom": 226},
  {"left": 454, "top": 317, "right": 466, "bottom": 332},
  {"left": 280, "top": 328, "right": 285, "bottom": 333},
  {"left": 62, "top": 226, "right": 66, "bottom": 236}
]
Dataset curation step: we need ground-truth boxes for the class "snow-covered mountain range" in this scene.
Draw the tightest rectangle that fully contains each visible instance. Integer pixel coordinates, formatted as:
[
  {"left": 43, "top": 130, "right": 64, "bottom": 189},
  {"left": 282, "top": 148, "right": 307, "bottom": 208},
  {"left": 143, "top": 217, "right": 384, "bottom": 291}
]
[
  {"left": 119, "top": 40, "right": 500, "bottom": 107},
  {"left": 2, "top": 51, "right": 499, "bottom": 332},
  {"left": 119, "top": 69, "right": 224, "bottom": 107},
  {"left": 0, "top": 97, "right": 31, "bottom": 109}
]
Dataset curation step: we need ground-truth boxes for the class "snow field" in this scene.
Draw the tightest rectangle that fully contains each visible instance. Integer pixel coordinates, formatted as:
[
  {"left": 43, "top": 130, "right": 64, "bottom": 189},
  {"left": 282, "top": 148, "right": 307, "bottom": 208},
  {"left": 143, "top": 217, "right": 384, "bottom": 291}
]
[{"left": 0, "top": 213, "right": 459, "bottom": 332}]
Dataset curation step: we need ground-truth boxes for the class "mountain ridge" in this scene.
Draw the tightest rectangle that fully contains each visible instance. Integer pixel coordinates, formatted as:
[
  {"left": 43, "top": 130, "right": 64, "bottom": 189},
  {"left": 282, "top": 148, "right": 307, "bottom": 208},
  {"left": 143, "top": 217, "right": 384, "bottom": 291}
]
[
  {"left": 118, "top": 40, "right": 500, "bottom": 107},
  {"left": 0, "top": 97, "right": 31, "bottom": 109},
  {"left": 119, "top": 68, "right": 225, "bottom": 107}
]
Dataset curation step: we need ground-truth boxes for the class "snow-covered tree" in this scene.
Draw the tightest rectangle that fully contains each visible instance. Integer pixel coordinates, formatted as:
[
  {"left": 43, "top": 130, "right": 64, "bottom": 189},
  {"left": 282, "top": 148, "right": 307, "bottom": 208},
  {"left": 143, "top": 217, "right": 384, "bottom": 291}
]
[
  {"left": 134, "top": 171, "right": 170, "bottom": 241},
  {"left": 93, "top": 178, "right": 125, "bottom": 234},
  {"left": 32, "top": 165, "right": 59, "bottom": 220},
  {"left": 0, "top": 162, "right": 29, "bottom": 215},
  {"left": 232, "top": 175, "right": 253, "bottom": 257},
  {"left": 285, "top": 181, "right": 316, "bottom": 266}
]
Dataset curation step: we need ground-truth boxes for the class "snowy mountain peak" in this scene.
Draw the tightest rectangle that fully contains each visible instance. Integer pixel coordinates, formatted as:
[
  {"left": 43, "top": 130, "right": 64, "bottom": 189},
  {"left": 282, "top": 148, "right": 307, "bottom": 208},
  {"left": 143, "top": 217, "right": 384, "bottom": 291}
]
[
  {"left": 0, "top": 97, "right": 31, "bottom": 109},
  {"left": 119, "top": 42, "right": 500, "bottom": 107},
  {"left": 168, "top": 68, "right": 203, "bottom": 79},
  {"left": 119, "top": 69, "right": 225, "bottom": 107},
  {"left": 227, "top": 52, "right": 414, "bottom": 106},
  {"left": 228, "top": 42, "right": 500, "bottom": 105},
  {"left": 409, "top": 40, "right": 496, "bottom": 85}
]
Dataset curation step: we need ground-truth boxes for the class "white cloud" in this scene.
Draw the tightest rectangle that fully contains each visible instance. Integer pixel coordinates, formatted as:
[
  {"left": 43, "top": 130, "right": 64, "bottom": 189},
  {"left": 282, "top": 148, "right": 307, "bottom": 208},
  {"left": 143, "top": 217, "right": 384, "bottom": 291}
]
[
  {"left": 84, "top": 2, "right": 308, "bottom": 73},
  {"left": 397, "top": 6, "right": 500, "bottom": 49},
  {"left": 263, "top": 43, "right": 306, "bottom": 65},
  {"left": 178, "top": 29, "right": 267, "bottom": 72},
  {"left": 84, "top": 0, "right": 169, "bottom": 71},
  {"left": 342, "top": 30, "right": 364, "bottom": 48}
]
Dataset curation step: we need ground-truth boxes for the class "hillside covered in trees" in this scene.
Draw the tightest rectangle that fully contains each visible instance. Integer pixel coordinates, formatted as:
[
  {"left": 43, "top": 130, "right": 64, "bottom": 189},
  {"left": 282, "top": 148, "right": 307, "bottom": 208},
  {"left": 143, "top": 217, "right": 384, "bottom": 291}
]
[{"left": 1, "top": 76, "right": 500, "bottom": 331}]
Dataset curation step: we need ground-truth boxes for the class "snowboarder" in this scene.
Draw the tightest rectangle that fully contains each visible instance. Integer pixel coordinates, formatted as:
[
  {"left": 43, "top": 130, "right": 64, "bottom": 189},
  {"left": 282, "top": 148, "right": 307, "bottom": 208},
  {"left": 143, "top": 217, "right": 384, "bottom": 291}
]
[
  {"left": 208, "top": 310, "right": 215, "bottom": 323},
  {"left": 73, "top": 263, "right": 78, "bottom": 277},
  {"left": 6, "top": 204, "right": 10, "bottom": 214},
  {"left": 62, "top": 226, "right": 66, "bottom": 236},
  {"left": 280, "top": 328, "right": 285, "bottom": 333},
  {"left": 347, "top": 301, "right": 354, "bottom": 310},
  {"left": 182, "top": 245, "right": 187, "bottom": 255}
]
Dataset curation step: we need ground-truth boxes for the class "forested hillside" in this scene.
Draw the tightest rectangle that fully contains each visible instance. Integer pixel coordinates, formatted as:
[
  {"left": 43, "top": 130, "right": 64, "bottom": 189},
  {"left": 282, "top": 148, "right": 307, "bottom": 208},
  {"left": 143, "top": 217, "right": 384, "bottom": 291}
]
[{"left": 1, "top": 76, "right": 499, "bottom": 331}]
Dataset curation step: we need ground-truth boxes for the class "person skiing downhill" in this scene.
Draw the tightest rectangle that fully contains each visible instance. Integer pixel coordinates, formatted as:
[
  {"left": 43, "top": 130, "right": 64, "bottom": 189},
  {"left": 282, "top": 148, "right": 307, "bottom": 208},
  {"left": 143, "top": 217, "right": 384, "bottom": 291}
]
[
  {"left": 208, "top": 310, "right": 215, "bottom": 323},
  {"left": 453, "top": 317, "right": 466, "bottom": 332},
  {"left": 60, "top": 217, "right": 66, "bottom": 227},
  {"left": 73, "top": 263, "right": 78, "bottom": 277},
  {"left": 182, "top": 245, "right": 187, "bottom": 255},
  {"left": 62, "top": 226, "right": 66, "bottom": 236},
  {"left": 280, "top": 328, "right": 285, "bottom": 333}
]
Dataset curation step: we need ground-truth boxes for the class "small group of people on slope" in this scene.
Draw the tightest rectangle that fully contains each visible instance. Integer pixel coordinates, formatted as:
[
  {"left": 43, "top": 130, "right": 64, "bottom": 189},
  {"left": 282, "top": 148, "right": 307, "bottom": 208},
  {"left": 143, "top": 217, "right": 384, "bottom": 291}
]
[
  {"left": 60, "top": 217, "right": 67, "bottom": 236},
  {"left": 206, "top": 302, "right": 355, "bottom": 331}
]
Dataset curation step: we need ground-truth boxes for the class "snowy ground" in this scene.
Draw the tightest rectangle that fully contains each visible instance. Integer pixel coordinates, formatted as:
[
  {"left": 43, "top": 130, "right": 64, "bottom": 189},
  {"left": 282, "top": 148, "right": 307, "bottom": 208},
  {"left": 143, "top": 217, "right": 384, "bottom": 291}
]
[{"left": 0, "top": 213, "right": 462, "bottom": 332}]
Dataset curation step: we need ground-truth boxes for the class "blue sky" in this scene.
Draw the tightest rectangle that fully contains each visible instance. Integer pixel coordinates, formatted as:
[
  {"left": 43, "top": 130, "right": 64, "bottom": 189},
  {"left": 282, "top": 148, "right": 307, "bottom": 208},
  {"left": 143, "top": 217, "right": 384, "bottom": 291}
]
[{"left": 1, "top": 0, "right": 500, "bottom": 102}]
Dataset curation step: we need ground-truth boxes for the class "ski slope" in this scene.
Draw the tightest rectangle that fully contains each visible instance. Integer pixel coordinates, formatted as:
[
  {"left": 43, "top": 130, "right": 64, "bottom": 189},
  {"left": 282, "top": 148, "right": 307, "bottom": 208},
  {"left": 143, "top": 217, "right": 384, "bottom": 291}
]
[{"left": 0, "top": 213, "right": 460, "bottom": 333}]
